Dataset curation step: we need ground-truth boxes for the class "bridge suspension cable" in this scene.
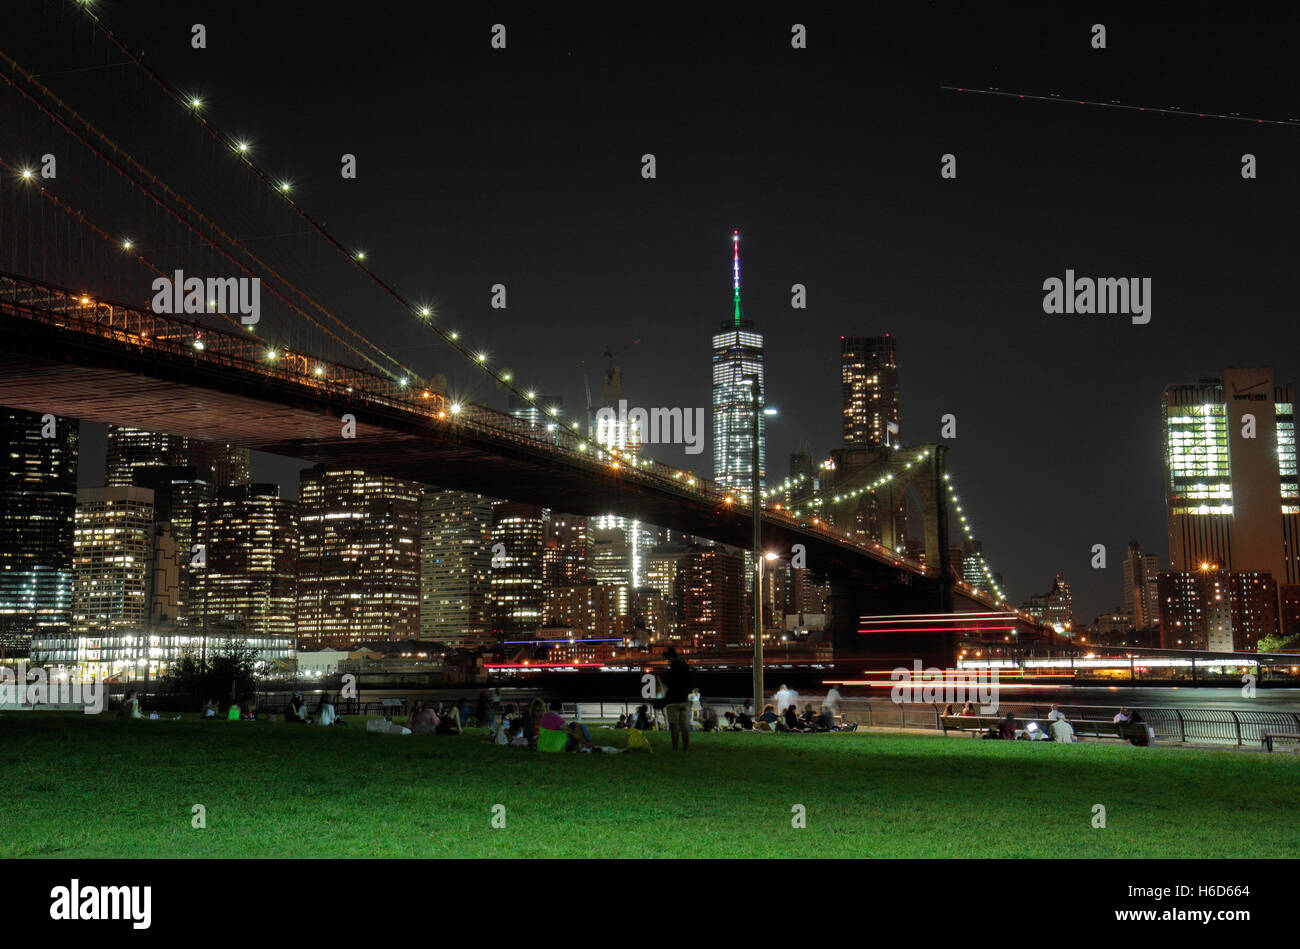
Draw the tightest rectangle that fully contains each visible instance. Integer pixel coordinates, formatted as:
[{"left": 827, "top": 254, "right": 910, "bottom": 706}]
[
  {"left": 0, "top": 51, "right": 422, "bottom": 385},
  {"left": 76, "top": 2, "right": 594, "bottom": 459}
]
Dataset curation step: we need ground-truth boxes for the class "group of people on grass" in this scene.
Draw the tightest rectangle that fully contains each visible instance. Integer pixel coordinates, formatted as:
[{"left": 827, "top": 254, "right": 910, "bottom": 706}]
[
  {"left": 717, "top": 684, "right": 851, "bottom": 734},
  {"left": 488, "top": 697, "right": 608, "bottom": 752}
]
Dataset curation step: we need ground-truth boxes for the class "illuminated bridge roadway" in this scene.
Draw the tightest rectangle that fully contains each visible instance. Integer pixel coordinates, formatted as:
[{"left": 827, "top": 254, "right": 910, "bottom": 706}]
[{"left": 0, "top": 272, "right": 1047, "bottom": 665}]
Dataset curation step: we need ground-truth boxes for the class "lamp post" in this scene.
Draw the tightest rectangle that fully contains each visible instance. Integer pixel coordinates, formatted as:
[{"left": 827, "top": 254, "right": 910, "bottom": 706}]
[{"left": 742, "top": 378, "right": 777, "bottom": 714}]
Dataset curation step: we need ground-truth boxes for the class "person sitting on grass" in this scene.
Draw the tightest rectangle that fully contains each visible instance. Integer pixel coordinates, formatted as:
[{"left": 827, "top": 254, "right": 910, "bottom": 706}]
[
  {"left": 201, "top": 698, "right": 218, "bottom": 719},
  {"left": 614, "top": 713, "right": 630, "bottom": 729},
  {"left": 409, "top": 701, "right": 440, "bottom": 735},
  {"left": 119, "top": 690, "right": 144, "bottom": 719},
  {"left": 440, "top": 702, "right": 463, "bottom": 734},
  {"left": 507, "top": 720, "right": 529, "bottom": 747},
  {"left": 631, "top": 704, "right": 652, "bottom": 731},
  {"left": 756, "top": 704, "right": 780, "bottom": 730},
  {"left": 227, "top": 701, "right": 242, "bottom": 721},
  {"left": 736, "top": 705, "right": 754, "bottom": 730},
  {"left": 287, "top": 692, "right": 308, "bottom": 724},
  {"left": 315, "top": 692, "right": 337, "bottom": 726},
  {"left": 781, "top": 705, "right": 806, "bottom": 733},
  {"left": 520, "top": 698, "right": 546, "bottom": 745},
  {"left": 700, "top": 704, "right": 718, "bottom": 732},
  {"left": 802, "top": 704, "right": 830, "bottom": 732}
]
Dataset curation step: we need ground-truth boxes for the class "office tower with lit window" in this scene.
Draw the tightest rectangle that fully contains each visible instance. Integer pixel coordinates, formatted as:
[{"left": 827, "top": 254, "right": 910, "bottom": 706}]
[
  {"left": 841, "top": 334, "right": 900, "bottom": 449},
  {"left": 1157, "top": 567, "right": 1278, "bottom": 651},
  {"left": 712, "top": 230, "right": 766, "bottom": 493},
  {"left": 297, "top": 466, "right": 421, "bottom": 648},
  {"left": 589, "top": 526, "right": 633, "bottom": 617},
  {"left": 1021, "top": 574, "right": 1074, "bottom": 634},
  {"left": 680, "top": 543, "right": 744, "bottom": 647},
  {"left": 1163, "top": 369, "right": 1300, "bottom": 626},
  {"left": 489, "top": 502, "right": 546, "bottom": 638},
  {"left": 545, "top": 584, "right": 620, "bottom": 637},
  {"left": 0, "top": 410, "right": 78, "bottom": 655},
  {"left": 130, "top": 465, "right": 213, "bottom": 628},
  {"left": 543, "top": 513, "right": 589, "bottom": 587},
  {"left": 72, "top": 487, "right": 156, "bottom": 636},
  {"left": 1122, "top": 541, "right": 1160, "bottom": 631},
  {"left": 106, "top": 425, "right": 252, "bottom": 490},
  {"left": 191, "top": 484, "right": 297, "bottom": 638},
  {"left": 419, "top": 489, "right": 494, "bottom": 648},
  {"left": 646, "top": 542, "right": 687, "bottom": 635}
]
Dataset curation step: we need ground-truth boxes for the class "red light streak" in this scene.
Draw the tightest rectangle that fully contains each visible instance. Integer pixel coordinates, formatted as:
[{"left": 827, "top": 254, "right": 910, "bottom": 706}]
[{"left": 857, "top": 626, "right": 1016, "bottom": 634}]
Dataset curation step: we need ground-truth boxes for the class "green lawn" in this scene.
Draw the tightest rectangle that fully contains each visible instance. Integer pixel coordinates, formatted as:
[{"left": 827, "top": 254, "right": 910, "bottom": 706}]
[{"left": 2, "top": 713, "right": 1296, "bottom": 858}]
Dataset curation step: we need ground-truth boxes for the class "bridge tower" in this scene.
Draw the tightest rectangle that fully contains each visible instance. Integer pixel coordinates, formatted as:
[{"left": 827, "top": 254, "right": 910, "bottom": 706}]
[{"left": 825, "top": 443, "right": 958, "bottom": 667}]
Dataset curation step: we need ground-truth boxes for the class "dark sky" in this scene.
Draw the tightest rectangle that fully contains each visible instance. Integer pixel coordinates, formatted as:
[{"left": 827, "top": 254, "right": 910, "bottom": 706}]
[{"left": 6, "top": 1, "right": 1300, "bottom": 622}]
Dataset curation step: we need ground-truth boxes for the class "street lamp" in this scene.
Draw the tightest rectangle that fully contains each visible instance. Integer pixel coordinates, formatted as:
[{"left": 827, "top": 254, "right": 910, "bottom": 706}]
[{"left": 740, "top": 378, "right": 776, "bottom": 714}]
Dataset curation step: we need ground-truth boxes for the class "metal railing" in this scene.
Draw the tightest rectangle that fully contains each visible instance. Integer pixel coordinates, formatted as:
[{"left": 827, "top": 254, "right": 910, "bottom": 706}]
[{"left": 842, "top": 699, "right": 1300, "bottom": 747}]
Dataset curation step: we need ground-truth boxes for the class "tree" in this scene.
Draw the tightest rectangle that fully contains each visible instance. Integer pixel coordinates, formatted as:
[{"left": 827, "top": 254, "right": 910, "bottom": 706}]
[
  {"left": 168, "top": 646, "right": 261, "bottom": 707},
  {"left": 1257, "top": 632, "right": 1300, "bottom": 653}
]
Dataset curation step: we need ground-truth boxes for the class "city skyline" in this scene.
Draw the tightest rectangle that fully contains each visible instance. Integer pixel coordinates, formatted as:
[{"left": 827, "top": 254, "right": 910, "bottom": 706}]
[{"left": 8, "top": 3, "right": 1300, "bottom": 625}]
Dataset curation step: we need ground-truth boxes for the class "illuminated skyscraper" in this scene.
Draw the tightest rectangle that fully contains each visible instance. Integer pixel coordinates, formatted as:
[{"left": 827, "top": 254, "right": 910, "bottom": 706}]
[
  {"left": 543, "top": 513, "right": 589, "bottom": 588},
  {"left": 1122, "top": 541, "right": 1160, "bottom": 631},
  {"left": 588, "top": 527, "right": 633, "bottom": 617},
  {"left": 420, "top": 489, "right": 494, "bottom": 648},
  {"left": 489, "top": 502, "right": 545, "bottom": 638},
  {"left": 841, "top": 335, "right": 899, "bottom": 449},
  {"left": 0, "top": 410, "right": 78, "bottom": 655},
  {"left": 72, "top": 487, "right": 155, "bottom": 636},
  {"left": 297, "top": 466, "right": 421, "bottom": 648},
  {"left": 1162, "top": 369, "right": 1300, "bottom": 626},
  {"left": 130, "top": 465, "right": 213, "bottom": 628},
  {"left": 712, "top": 230, "right": 766, "bottom": 493},
  {"left": 106, "top": 425, "right": 251, "bottom": 489},
  {"left": 1157, "top": 567, "right": 1277, "bottom": 651},
  {"left": 680, "top": 543, "right": 744, "bottom": 647},
  {"left": 191, "top": 484, "right": 297, "bottom": 638}
]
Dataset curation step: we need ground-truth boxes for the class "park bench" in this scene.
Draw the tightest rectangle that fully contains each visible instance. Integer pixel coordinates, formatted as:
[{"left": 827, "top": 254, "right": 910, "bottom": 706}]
[
  {"left": 1261, "top": 731, "right": 1300, "bottom": 752},
  {"left": 939, "top": 715, "right": 1151, "bottom": 744}
]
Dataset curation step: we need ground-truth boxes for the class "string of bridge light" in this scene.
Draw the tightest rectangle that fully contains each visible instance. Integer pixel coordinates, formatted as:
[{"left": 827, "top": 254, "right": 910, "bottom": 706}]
[
  {"left": 0, "top": 56, "right": 418, "bottom": 385},
  {"left": 777, "top": 449, "right": 935, "bottom": 519},
  {"left": 762, "top": 453, "right": 1008, "bottom": 605},
  {"left": 2, "top": 155, "right": 281, "bottom": 347},
  {"left": 73, "top": 0, "right": 612, "bottom": 464},
  {"left": 942, "top": 471, "right": 1006, "bottom": 602}
]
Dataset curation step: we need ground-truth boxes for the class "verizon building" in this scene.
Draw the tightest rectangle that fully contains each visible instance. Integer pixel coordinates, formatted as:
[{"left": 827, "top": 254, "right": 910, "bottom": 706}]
[{"left": 1161, "top": 367, "right": 1300, "bottom": 634}]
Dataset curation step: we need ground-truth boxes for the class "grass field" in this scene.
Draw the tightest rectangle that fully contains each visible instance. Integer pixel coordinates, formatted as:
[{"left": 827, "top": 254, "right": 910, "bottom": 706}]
[{"left": 3, "top": 713, "right": 1297, "bottom": 858}]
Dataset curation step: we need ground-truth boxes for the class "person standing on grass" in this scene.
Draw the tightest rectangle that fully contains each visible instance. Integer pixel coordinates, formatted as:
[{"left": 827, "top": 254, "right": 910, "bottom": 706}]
[{"left": 661, "top": 647, "right": 695, "bottom": 752}]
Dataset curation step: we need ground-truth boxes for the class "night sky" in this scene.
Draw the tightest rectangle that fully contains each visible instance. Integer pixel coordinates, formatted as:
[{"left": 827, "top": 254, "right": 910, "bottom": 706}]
[{"left": 6, "top": 1, "right": 1300, "bottom": 622}]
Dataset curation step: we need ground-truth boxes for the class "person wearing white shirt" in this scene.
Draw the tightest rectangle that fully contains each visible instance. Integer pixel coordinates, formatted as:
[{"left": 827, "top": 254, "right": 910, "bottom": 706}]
[
  {"left": 774, "top": 684, "right": 798, "bottom": 714},
  {"left": 820, "top": 686, "right": 843, "bottom": 729}
]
